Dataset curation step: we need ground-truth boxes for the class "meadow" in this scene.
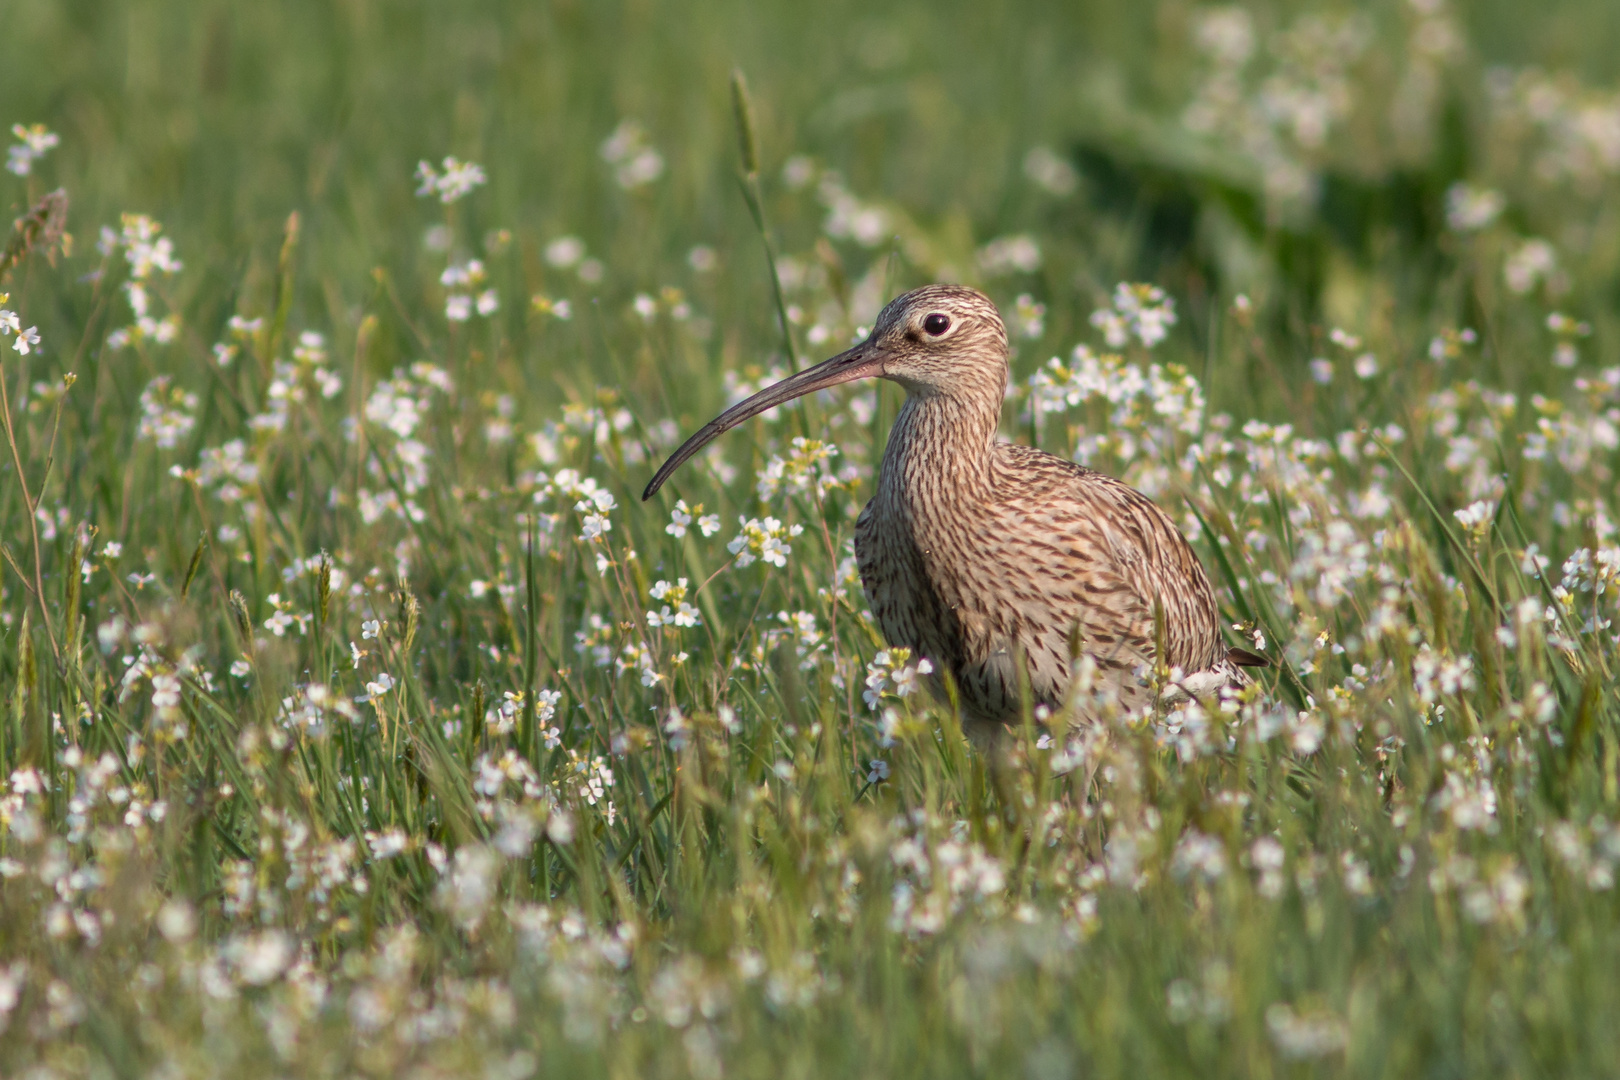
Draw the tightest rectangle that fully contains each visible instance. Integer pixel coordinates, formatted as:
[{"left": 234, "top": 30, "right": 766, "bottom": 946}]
[{"left": 2, "top": 0, "right": 1620, "bottom": 1075}]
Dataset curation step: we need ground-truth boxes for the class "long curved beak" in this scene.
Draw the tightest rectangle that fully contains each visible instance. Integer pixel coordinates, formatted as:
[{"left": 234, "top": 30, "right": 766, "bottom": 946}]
[{"left": 643, "top": 342, "right": 883, "bottom": 500}]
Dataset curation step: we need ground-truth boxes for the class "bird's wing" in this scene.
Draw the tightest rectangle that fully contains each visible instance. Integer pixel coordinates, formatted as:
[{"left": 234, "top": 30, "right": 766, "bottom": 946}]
[{"left": 972, "top": 445, "right": 1224, "bottom": 682}]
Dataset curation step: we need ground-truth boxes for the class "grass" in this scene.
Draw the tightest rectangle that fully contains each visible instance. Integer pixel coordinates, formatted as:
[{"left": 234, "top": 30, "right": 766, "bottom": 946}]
[{"left": 2, "top": 0, "right": 1620, "bottom": 1075}]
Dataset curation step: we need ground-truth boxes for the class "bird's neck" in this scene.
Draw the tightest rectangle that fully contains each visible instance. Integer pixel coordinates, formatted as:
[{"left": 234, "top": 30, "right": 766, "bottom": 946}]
[{"left": 877, "top": 387, "right": 1001, "bottom": 511}]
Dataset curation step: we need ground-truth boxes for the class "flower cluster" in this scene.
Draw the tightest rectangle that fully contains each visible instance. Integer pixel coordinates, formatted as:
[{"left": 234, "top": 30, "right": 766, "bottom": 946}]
[
  {"left": 6, "top": 123, "right": 59, "bottom": 176},
  {"left": 101, "top": 214, "right": 183, "bottom": 349},
  {"left": 544, "top": 470, "right": 618, "bottom": 541},
  {"left": 442, "top": 259, "right": 498, "bottom": 322},
  {"left": 977, "top": 234, "right": 1042, "bottom": 276},
  {"left": 136, "top": 375, "right": 199, "bottom": 449},
  {"left": 888, "top": 815, "right": 1008, "bottom": 937},
  {"left": 862, "top": 648, "right": 933, "bottom": 710},
  {"left": 665, "top": 499, "right": 721, "bottom": 539},
  {"left": 754, "top": 438, "right": 854, "bottom": 501},
  {"left": 646, "top": 579, "right": 701, "bottom": 629},
  {"left": 816, "top": 169, "right": 890, "bottom": 248},
  {"left": 415, "top": 156, "right": 487, "bottom": 203},
  {"left": 1023, "top": 339, "right": 1205, "bottom": 492},
  {"left": 599, "top": 121, "right": 664, "bottom": 190},
  {"left": 727, "top": 516, "right": 802, "bottom": 568},
  {"left": 1090, "top": 282, "right": 1178, "bottom": 349},
  {"left": 357, "top": 362, "right": 455, "bottom": 522},
  {"left": 1445, "top": 182, "right": 1506, "bottom": 232},
  {"left": 0, "top": 294, "right": 40, "bottom": 356},
  {"left": 1181, "top": 7, "right": 1375, "bottom": 218}
]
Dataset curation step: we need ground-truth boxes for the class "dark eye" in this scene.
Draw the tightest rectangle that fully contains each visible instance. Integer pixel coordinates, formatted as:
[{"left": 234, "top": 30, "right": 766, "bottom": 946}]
[{"left": 923, "top": 313, "right": 951, "bottom": 336}]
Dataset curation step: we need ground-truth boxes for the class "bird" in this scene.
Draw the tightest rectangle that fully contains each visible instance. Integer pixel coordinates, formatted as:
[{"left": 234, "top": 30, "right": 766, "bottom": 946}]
[{"left": 643, "top": 284, "right": 1265, "bottom": 741}]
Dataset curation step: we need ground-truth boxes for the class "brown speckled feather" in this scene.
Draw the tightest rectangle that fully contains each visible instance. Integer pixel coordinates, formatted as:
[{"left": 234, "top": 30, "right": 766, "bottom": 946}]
[{"left": 856, "top": 424, "right": 1226, "bottom": 728}]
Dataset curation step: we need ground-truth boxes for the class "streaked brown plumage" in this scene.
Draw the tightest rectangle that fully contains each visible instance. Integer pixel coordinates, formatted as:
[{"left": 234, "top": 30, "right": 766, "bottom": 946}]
[{"left": 645, "top": 284, "right": 1262, "bottom": 738}]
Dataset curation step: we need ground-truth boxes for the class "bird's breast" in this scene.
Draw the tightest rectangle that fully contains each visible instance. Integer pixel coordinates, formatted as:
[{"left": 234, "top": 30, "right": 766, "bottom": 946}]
[{"left": 855, "top": 483, "right": 1027, "bottom": 720}]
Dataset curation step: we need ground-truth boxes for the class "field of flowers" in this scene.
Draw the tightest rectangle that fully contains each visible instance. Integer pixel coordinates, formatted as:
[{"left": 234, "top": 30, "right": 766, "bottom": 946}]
[{"left": 2, "top": 0, "right": 1619, "bottom": 1075}]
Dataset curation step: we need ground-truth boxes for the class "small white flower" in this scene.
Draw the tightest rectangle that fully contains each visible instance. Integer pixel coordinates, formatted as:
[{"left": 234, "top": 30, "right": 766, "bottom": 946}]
[
  {"left": 575, "top": 487, "right": 617, "bottom": 514},
  {"left": 1266, "top": 1004, "right": 1348, "bottom": 1060},
  {"left": 1013, "top": 293, "right": 1045, "bottom": 339},
  {"left": 545, "top": 236, "right": 585, "bottom": 268},
  {"left": 1504, "top": 239, "right": 1557, "bottom": 295},
  {"left": 292, "top": 330, "right": 327, "bottom": 363},
  {"left": 666, "top": 499, "right": 694, "bottom": 538},
  {"left": 156, "top": 900, "right": 195, "bottom": 943},
  {"left": 366, "top": 828, "right": 410, "bottom": 859},
  {"left": 1444, "top": 183, "right": 1505, "bottom": 232},
  {"left": 229, "top": 930, "right": 294, "bottom": 986},
  {"left": 1453, "top": 500, "right": 1495, "bottom": 532},
  {"left": 1024, "top": 146, "right": 1078, "bottom": 196},
  {"left": 546, "top": 809, "right": 575, "bottom": 845}
]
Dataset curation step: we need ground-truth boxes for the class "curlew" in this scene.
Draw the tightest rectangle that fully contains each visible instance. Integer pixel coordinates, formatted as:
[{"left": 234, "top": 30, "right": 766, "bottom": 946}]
[{"left": 644, "top": 284, "right": 1264, "bottom": 739}]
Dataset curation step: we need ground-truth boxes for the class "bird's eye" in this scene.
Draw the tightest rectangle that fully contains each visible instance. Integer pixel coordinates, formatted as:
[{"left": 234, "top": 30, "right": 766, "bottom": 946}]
[{"left": 922, "top": 313, "right": 951, "bottom": 336}]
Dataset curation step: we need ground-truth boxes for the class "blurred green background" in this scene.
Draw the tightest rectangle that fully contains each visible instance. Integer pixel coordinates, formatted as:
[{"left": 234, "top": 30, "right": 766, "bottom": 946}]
[{"left": 7, "top": 0, "right": 1619, "bottom": 403}]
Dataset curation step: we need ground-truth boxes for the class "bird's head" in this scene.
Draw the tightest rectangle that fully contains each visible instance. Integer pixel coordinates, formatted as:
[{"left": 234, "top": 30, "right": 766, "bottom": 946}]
[
  {"left": 862, "top": 284, "right": 1010, "bottom": 396},
  {"left": 643, "top": 284, "right": 1009, "bottom": 500}
]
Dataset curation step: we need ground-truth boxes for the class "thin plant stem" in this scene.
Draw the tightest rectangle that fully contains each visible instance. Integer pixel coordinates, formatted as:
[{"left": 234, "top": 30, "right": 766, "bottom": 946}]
[{"left": 0, "top": 356, "right": 61, "bottom": 663}]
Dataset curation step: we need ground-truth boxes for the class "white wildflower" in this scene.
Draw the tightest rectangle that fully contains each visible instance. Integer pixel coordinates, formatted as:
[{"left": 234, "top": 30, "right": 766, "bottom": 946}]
[
  {"left": 1444, "top": 183, "right": 1505, "bottom": 232},
  {"left": 977, "top": 234, "right": 1042, "bottom": 276},
  {"left": 415, "top": 156, "right": 487, "bottom": 203},
  {"left": 600, "top": 120, "right": 664, "bottom": 189},
  {"left": 1023, "top": 146, "right": 1078, "bottom": 195},
  {"left": 1266, "top": 1004, "right": 1348, "bottom": 1060},
  {"left": 6, "top": 123, "right": 59, "bottom": 176}
]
